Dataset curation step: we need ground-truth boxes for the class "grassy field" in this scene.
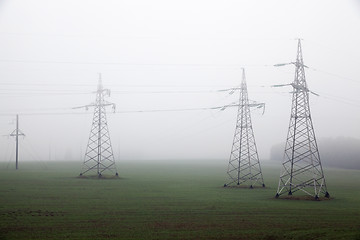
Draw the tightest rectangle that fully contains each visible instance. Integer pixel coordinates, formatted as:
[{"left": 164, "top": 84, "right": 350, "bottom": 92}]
[{"left": 0, "top": 161, "right": 359, "bottom": 240}]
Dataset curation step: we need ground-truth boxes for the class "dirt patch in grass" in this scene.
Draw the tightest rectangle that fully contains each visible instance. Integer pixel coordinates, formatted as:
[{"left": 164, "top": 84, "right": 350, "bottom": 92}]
[
  {"left": 223, "top": 185, "right": 266, "bottom": 189},
  {"left": 275, "top": 195, "right": 332, "bottom": 201},
  {"left": 77, "top": 175, "right": 123, "bottom": 180}
]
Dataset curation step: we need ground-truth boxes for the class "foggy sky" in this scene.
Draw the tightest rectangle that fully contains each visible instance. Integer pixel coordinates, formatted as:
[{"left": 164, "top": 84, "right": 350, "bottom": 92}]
[{"left": 0, "top": 0, "right": 359, "bottom": 164}]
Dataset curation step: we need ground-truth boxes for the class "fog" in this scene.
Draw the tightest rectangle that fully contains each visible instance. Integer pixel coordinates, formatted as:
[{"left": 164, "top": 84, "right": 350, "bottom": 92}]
[
  {"left": 0, "top": 0, "right": 359, "bottom": 165},
  {"left": 270, "top": 137, "right": 360, "bottom": 170}
]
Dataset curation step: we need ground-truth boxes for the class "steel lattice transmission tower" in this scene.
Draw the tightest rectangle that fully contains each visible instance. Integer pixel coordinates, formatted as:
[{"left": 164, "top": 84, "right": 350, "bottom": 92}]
[
  {"left": 77, "top": 74, "right": 118, "bottom": 177},
  {"left": 275, "top": 39, "right": 329, "bottom": 199},
  {"left": 224, "top": 68, "right": 265, "bottom": 188}
]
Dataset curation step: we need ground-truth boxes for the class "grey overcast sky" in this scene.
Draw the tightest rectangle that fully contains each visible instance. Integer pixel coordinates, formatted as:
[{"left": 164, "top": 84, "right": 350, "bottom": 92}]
[{"left": 0, "top": 0, "right": 359, "bottom": 163}]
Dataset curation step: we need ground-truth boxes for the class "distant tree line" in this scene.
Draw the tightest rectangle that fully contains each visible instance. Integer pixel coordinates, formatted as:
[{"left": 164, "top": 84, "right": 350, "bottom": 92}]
[{"left": 270, "top": 137, "right": 360, "bottom": 170}]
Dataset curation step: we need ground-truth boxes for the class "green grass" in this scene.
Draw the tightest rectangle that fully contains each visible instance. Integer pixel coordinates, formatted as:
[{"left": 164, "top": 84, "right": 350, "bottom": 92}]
[{"left": 0, "top": 161, "right": 359, "bottom": 240}]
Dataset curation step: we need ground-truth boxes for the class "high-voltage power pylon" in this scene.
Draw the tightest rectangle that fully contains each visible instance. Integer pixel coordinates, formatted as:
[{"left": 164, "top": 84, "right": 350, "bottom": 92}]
[
  {"left": 274, "top": 39, "right": 329, "bottom": 200},
  {"left": 224, "top": 68, "right": 265, "bottom": 188},
  {"left": 76, "top": 74, "right": 118, "bottom": 177},
  {"left": 9, "top": 114, "right": 25, "bottom": 170}
]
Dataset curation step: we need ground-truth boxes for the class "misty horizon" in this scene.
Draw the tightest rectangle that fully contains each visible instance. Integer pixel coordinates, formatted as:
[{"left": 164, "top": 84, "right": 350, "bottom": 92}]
[{"left": 1, "top": 0, "right": 359, "bottom": 166}]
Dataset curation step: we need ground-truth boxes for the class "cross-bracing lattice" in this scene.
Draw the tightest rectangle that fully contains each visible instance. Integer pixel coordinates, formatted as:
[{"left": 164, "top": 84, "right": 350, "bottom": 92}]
[
  {"left": 79, "top": 75, "right": 118, "bottom": 177},
  {"left": 225, "top": 68, "right": 265, "bottom": 188},
  {"left": 276, "top": 40, "right": 329, "bottom": 199}
]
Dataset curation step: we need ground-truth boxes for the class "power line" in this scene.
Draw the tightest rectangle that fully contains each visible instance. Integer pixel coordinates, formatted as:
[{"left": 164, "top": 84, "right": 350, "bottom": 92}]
[
  {"left": 0, "top": 87, "right": 248, "bottom": 95},
  {"left": 114, "top": 105, "right": 232, "bottom": 113},
  {"left": 1, "top": 58, "right": 356, "bottom": 84},
  {"left": 0, "top": 82, "right": 96, "bottom": 87},
  {"left": 0, "top": 89, "right": 229, "bottom": 95},
  {"left": 0, "top": 92, "right": 92, "bottom": 96},
  {"left": 316, "top": 92, "right": 360, "bottom": 108},
  {"left": 0, "top": 82, "right": 258, "bottom": 87},
  {"left": 0, "top": 104, "right": 240, "bottom": 117},
  {"left": 308, "top": 67, "right": 359, "bottom": 84},
  {"left": 0, "top": 59, "right": 270, "bottom": 68}
]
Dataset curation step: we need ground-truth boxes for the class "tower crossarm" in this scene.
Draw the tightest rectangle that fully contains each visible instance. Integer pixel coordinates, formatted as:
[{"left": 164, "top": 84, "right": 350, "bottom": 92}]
[
  {"left": 248, "top": 100, "right": 265, "bottom": 108},
  {"left": 93, "top": 88, "right": 111, "bottom": 95},
  {"left": 271, "top": 83, "right": 319, "bottom": 96},
  {"left": 73, "top": 102, "right": 116, "bottom": 111},
  {"left": 274, "top": 62, "right": 308, "bottom": 68},
  {"left": 72, "top": 103, "right": 96, "bottom": 110},
  {"left": 10, "top": 129, "right": 25, "bottom": 137}
]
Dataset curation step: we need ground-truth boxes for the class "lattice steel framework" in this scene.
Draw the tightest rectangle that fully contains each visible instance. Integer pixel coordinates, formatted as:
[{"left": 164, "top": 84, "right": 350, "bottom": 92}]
[
  {"left": 275, "top": 40, "right": 329, "bottom": 199},
  {"left": 224, "top": 68, "right": 265, "bottom": 188},
  {"left": 79, "top": 75, "right": 118, "bottom": 177}
]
